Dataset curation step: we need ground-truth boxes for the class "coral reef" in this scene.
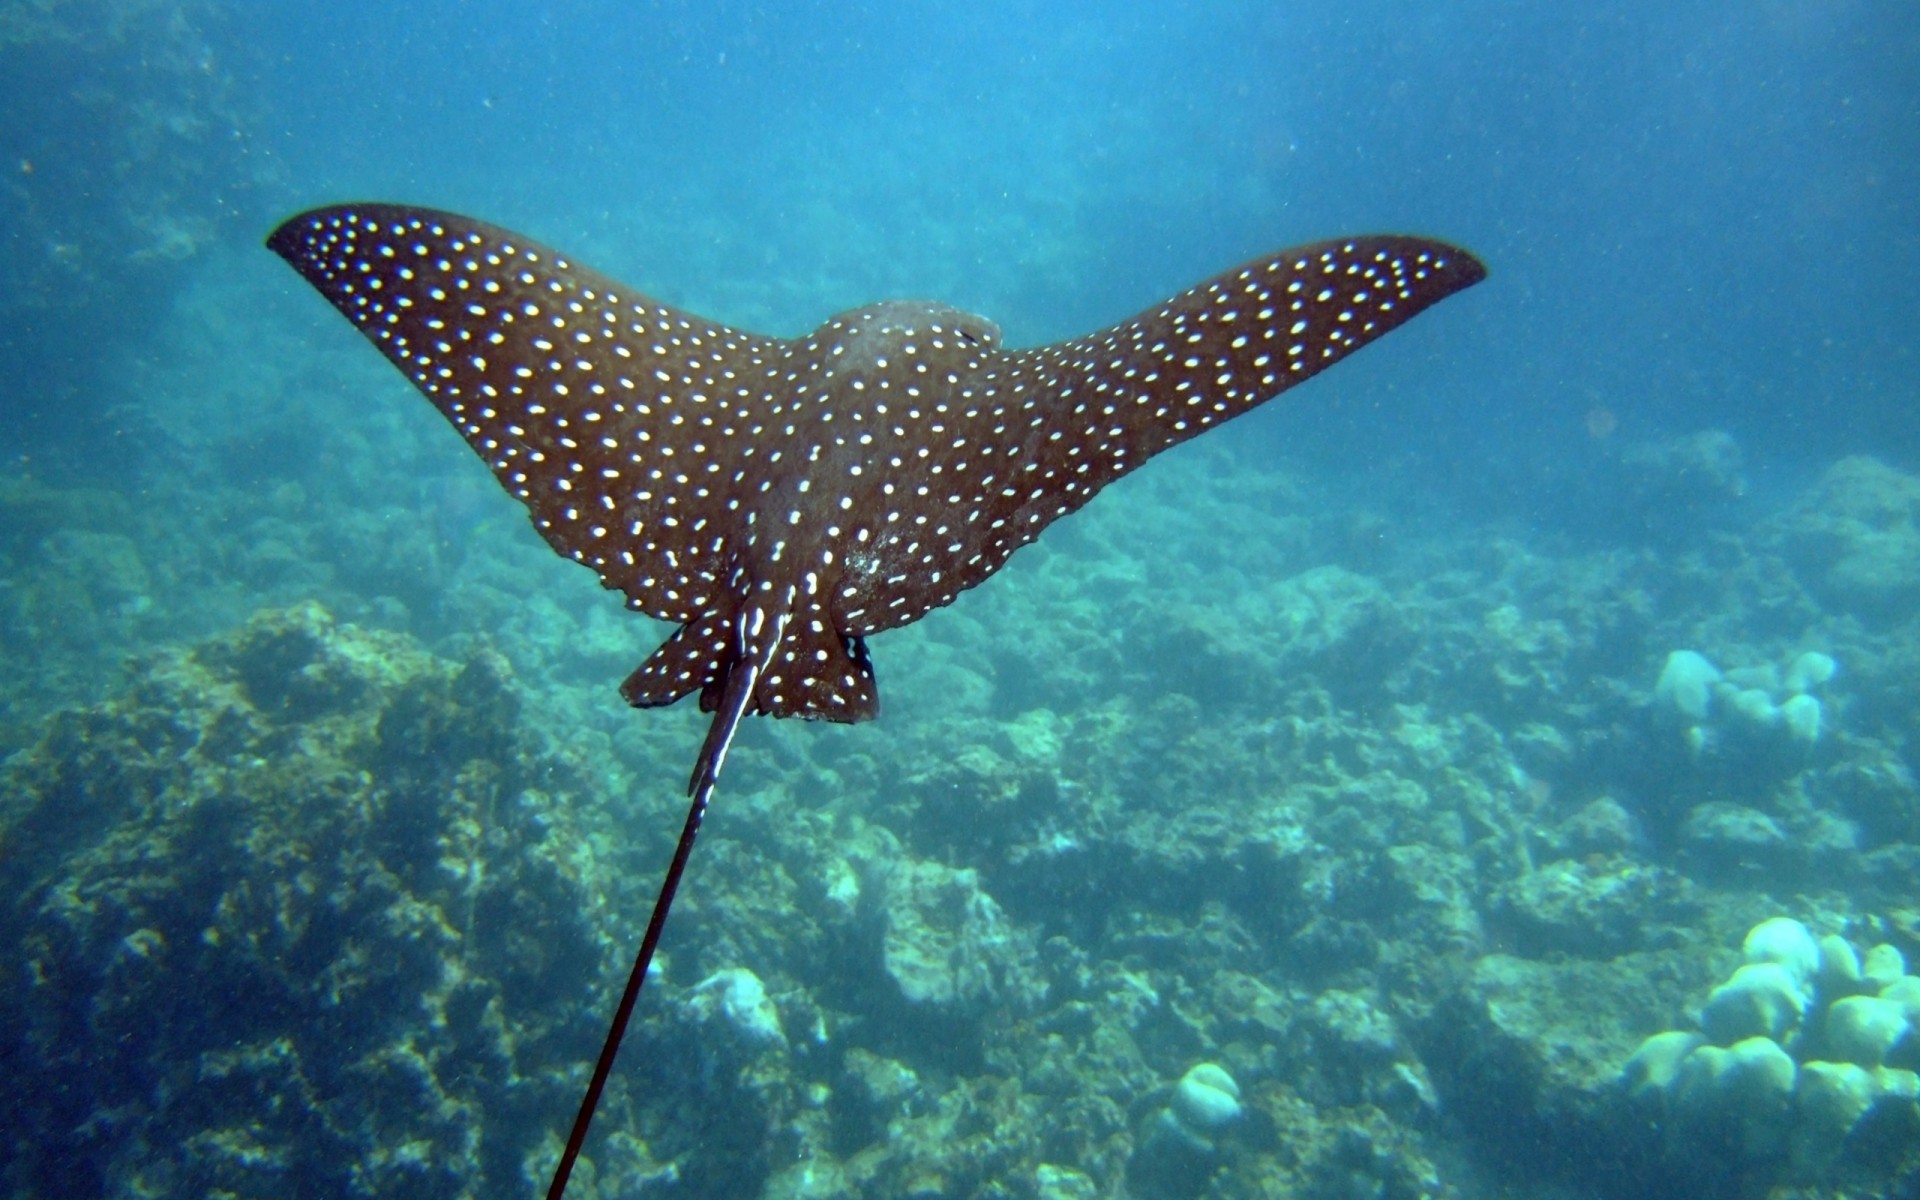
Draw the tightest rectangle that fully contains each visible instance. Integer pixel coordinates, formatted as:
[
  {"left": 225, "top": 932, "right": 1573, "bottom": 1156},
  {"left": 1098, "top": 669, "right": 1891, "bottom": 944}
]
[
  {"left": 6, "top": 432, "right": 1920, "bottom": 1200},
  {"left": 1622, "top": 917, "right": 1920, "bottom": 1188},
  {"left": 0, "top": 604, "right": 609, "bottom": 1198},
  {"left": 1651, "top": 646, "right": 1839, "bottom": 758}
]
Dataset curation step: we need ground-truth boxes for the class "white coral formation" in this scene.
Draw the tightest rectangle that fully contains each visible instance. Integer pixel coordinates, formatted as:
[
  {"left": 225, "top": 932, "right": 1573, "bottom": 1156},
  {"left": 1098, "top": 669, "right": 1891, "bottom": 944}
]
[
  {"left": 1171, "top": 1062, "right": 1243, "bottom": 1132},
  {"left": 1824, "top": 996, "right": 1911, "bottom": 1068},
  {"left": 1654, "top": 650, "right": 1721, "bottom": 723},
  {"left": 688, "top": 967, "right": 786, "bottom": 1046},
  {"left": 1744, "top": 916, "right": 1823, "bottom": 990},
  {"left": 1782, "top": 651, "right": 1838, "bottom": 694},
  {"left": 1651, "top": 649, "right": 1838, "bottom": 751},
  {"left": 1623, "top": 1030, "right": 1704, "bottom": 1100},
  {"left": 1671, "top": 1037, "right": 1797, "bottom": 1157},
  {"left": 1700, "top": 963, "right": 1807, "bottom": 1044},
  {"left": 1780, "top": 693, "right": 1823, "bottom": 744},
  {"left": 1622, "top": 917, "right": 1920, "bottom": 1180},
  {"left": 1863, "top": 943, "right": 1907, "bottom": 992},
  {"left": 1147, "top": 1061, "right": 1245, "bottom": 1156}
]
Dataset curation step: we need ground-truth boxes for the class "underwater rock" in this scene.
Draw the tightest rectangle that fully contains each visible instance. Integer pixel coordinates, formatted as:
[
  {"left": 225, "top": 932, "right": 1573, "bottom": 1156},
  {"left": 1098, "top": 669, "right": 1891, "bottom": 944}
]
[
  {"left": 1363, "top": 841, "right": 1487, "bottom": 959},
  {"left": 1552, "top": 796, "right": 1644, "bottom": 858},
  {"left": 1490, "top": 856, "right": 1684, "bottom": 959},
  {"left": 1033, "top": 1162, "right": 1100, "bottom": 1200},
  {"left": 832, "top": 1067, "right": 1058, "bottom": 1200},
  {"left": 1619, "top": 429, "right": 1749, "bottom": 507},
  {"left": 689, "top": 967, "right": 787, "bottom": 1047},
  {"left": 1001, "top": 706, "right": 1068, "bottom": 767},
  {"left": 1307, "top": 989, "right": 1401, "bottom": 1066},
  {"left": 1768, "top": 456, "right": 1920, "bottom": 622},
  {"left": 760, "top": 1154, "right": 853, "bottom": 1200},
  {"left": 0, "top": 603, "right": 608, "bottom": 1200},
  {"left": 1825, "top": 753, "right": 1920, "bottom": 850},
  {"left": 0, "top": 0, "right": 273, "bottom": 397},
  {"left": 1149, "top": 564, "right": 1407, "bottom": 711},
  {"left": 1129, "top": 1096, "right": 1230, "bottom": 1199},
  {"left": 883, "top": 712, "right": 1068, "bottom": 877},
  {"left": 841, "top": 1047, "right": 923, "bottom": 1119},
  {"left": 1294, "top": 988, "right": 1440, "bottom": 1120},
  {"left": 875, "top": 857, "right": 1039, "bottom": 1015},
  {"left": 1680, "top": 802, "right": 1792, "bottom": 877},
  {"left": 0, "top": 476, "right": 187, "bottom": 750},
  {"left": 1422, "top": 950, "right": 1690, "bottom": 1180}
]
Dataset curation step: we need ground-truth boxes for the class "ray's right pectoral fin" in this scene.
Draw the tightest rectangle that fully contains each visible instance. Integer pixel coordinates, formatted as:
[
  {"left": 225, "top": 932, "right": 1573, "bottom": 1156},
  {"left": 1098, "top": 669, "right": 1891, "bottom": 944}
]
[{"left": 1075, "top": 235, "right": 1487, "bottom": 470}]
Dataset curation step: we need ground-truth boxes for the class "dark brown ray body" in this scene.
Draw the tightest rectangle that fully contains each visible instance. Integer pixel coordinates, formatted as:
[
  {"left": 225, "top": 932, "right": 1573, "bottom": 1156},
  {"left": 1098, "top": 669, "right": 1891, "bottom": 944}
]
[{"left": 267, "top": 203, "right": 1484, "bottom": 1197}]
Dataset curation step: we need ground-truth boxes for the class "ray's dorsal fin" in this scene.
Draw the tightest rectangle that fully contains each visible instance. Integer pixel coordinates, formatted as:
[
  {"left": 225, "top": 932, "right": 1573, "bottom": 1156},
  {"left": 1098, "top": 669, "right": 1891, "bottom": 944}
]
[{"left": 266, "top": 201, "right": 1485, "bottom": 1200}]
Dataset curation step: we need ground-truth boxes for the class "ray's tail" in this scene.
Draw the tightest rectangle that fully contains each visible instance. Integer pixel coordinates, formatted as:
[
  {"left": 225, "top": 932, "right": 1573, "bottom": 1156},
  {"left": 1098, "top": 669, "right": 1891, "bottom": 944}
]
[
  {"left": 546, "top": 773, "right": 710, "bottom": 1200},
  {"left": 547, "top": 608, "right": 784, "bottom": 1199}
]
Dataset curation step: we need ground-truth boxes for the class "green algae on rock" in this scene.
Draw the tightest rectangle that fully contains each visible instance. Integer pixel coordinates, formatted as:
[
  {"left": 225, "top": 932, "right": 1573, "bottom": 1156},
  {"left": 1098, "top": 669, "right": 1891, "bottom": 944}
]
[{"left": 0, "top": 604, "right": 609, "bottom": 1199}]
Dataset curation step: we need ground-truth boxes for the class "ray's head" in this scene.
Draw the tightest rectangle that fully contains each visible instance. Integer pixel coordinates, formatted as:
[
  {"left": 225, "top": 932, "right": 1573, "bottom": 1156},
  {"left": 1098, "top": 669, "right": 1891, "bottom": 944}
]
[{"left": 811, "top": 298, "right": 1002, "bottom": 379}]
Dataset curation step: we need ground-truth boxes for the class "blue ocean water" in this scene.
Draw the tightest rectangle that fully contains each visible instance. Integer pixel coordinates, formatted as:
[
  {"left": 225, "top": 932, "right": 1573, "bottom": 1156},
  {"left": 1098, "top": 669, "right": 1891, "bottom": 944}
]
[{"left": 2, "top": 2, "right": 1918, "bottom": 1198}]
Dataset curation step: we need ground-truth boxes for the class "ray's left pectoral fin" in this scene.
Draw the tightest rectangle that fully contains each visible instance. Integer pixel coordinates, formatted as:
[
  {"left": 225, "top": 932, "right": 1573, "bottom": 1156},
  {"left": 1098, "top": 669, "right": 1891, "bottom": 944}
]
[
  {"left": 1133, "top": 234, "right": 1488, "bottom": 414},
  {"left": 1040, "top": 235, "right": 1485, "bottom": 478}
]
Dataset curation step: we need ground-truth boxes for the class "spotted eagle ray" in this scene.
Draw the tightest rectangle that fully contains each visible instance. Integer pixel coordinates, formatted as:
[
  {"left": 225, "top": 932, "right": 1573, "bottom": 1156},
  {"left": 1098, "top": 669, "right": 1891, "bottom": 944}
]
[{"left": 267, "top": 203, "right": 1483, "bottom": 1197}]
